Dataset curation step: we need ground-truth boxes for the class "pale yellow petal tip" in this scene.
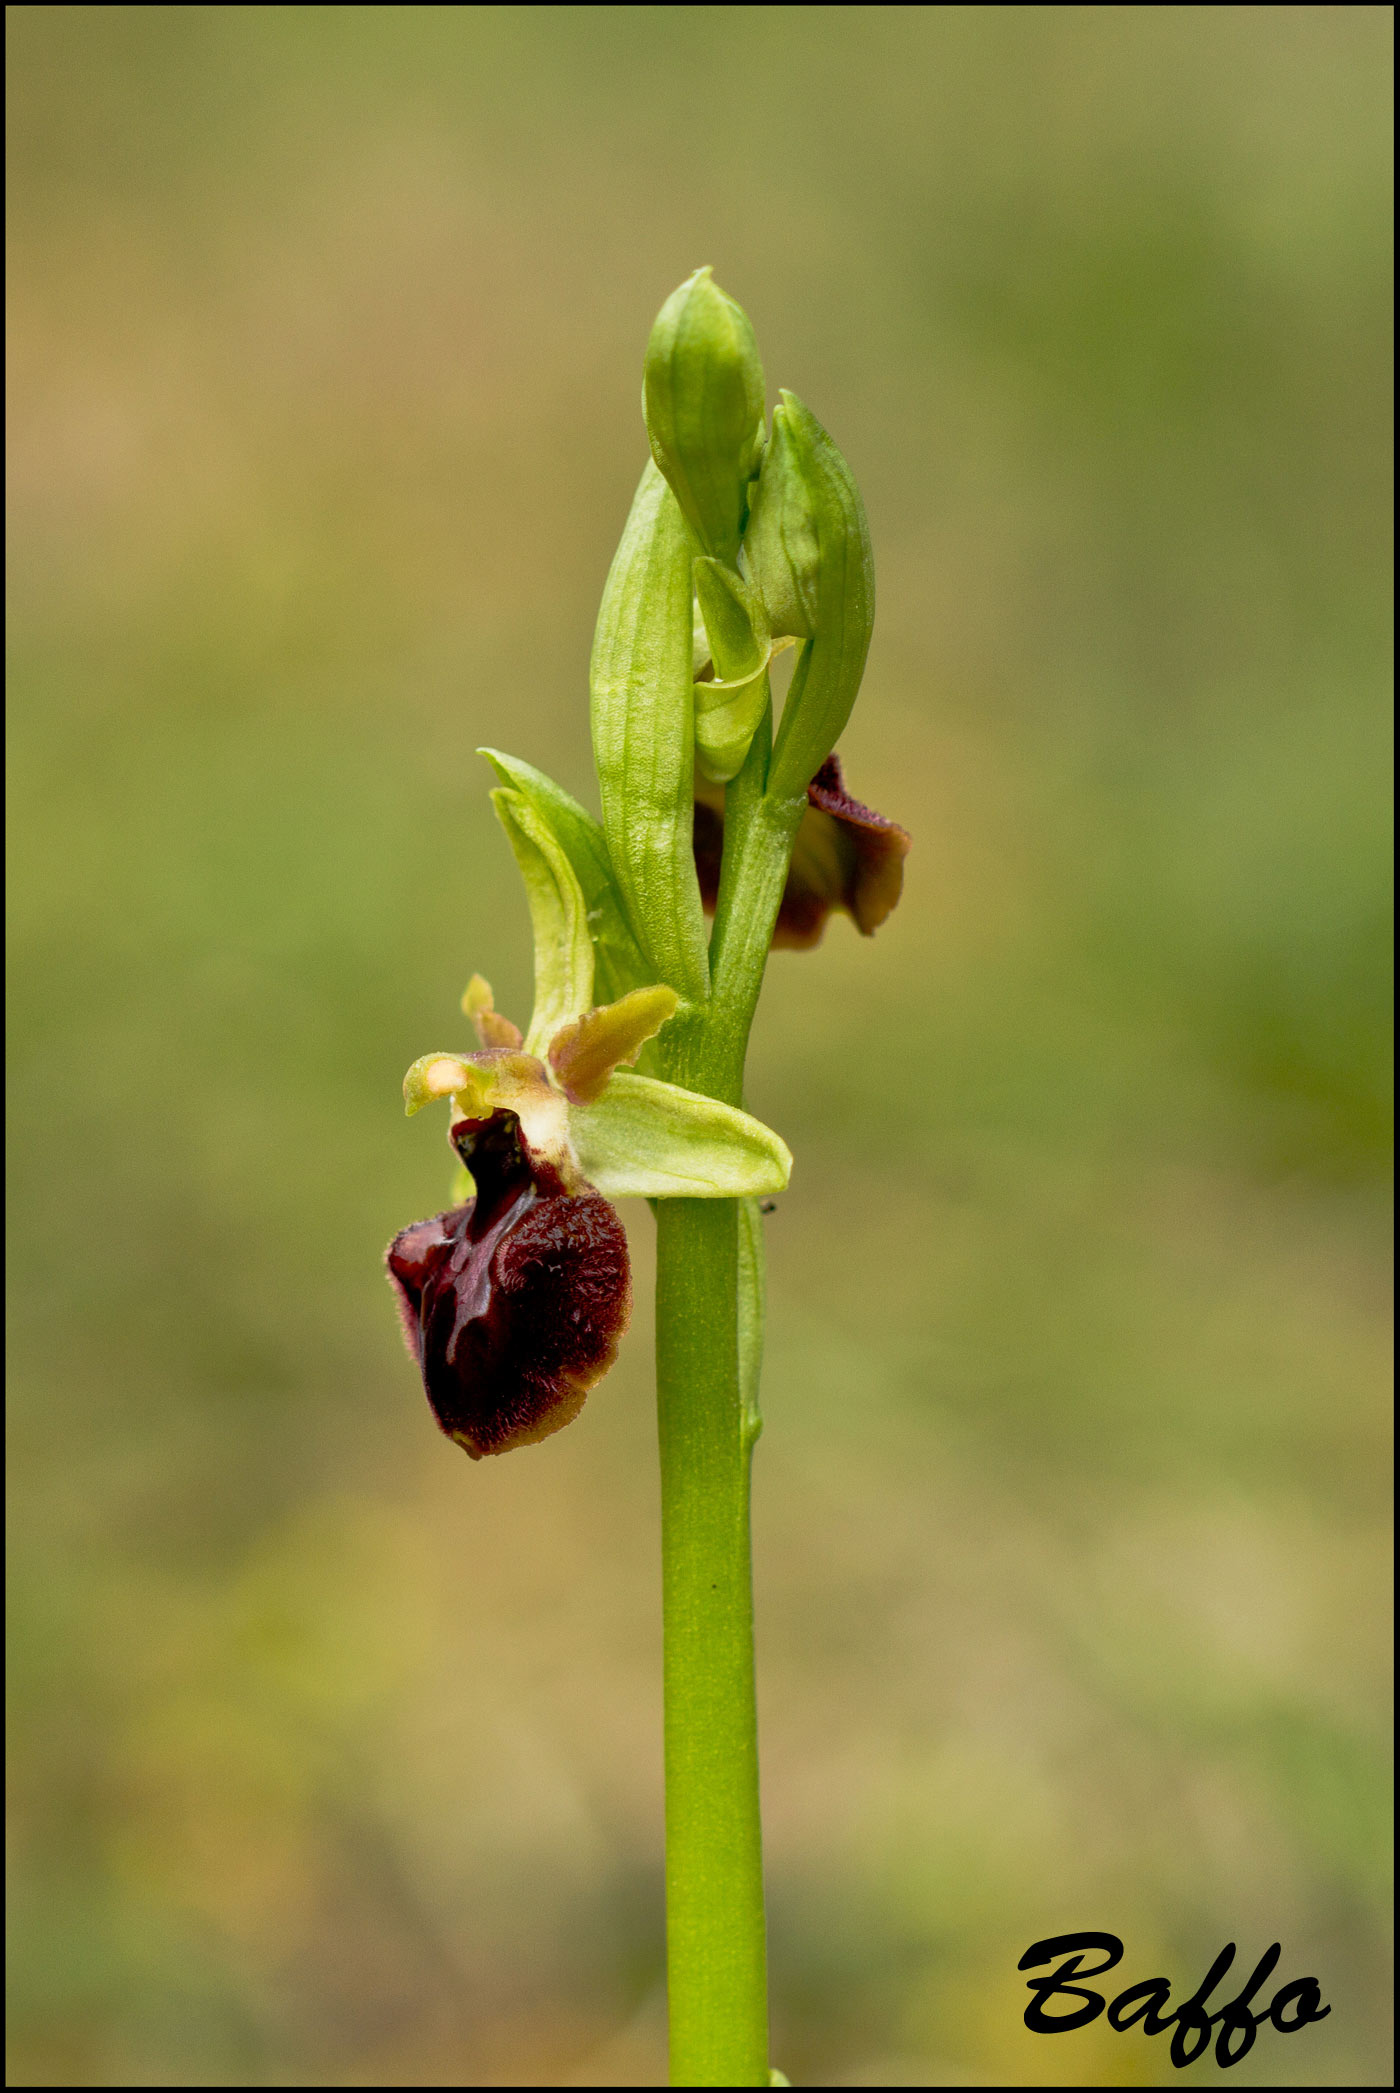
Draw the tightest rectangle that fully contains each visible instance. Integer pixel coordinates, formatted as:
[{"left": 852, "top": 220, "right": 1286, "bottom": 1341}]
[
  {"left": 461, "top": 974, "right": 524, "bottom": 1049},
  {"left": 625, "top": 982, "right": 681, "bottom": 1028},
  {"left": 461, "top": 974, "right": 494, "bottom": 1020},
  {"left": 403, "top": 1053, "right": 473, "bottom": 1116}
]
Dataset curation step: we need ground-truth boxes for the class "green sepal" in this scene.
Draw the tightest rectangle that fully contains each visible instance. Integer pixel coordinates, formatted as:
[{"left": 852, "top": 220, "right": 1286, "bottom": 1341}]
[
  {"left": 478, "top": 749, "right": 649, "bottom": 1002},
  {"left": 694, "top": 666, "right": 773, "bottom": 785},
  {"left": 490, "top": 788, "right": 595, "bottom": 1054},
  {"left": 693, "top": 557, "right": 795, "bottom": 782},
  {"left": 643, "top": 266, "right": 766, "bottom": 564},
  {"left": 695, "top": 556, "right": 768, "bottom": 679},
  {"left": 590, "top": 462, "right": 710, "bottom": 1004},
  {"left": 570, "top": 1069, "right": 791, "bottom": 1201},
  {"left": 741, "top": 390, "right": 874, "bottom": 801}
]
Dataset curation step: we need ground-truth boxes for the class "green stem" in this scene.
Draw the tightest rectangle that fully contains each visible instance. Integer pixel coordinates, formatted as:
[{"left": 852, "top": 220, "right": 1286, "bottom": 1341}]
[
  {"left": 705, "top": 789, "right": 804, "bottom": 1097},
  {"left": 652, "top": 711, "right": 805, "bottom": 2086},
  {"left": 655, "top": 1198, "right": 768, "bottom": 2086}
]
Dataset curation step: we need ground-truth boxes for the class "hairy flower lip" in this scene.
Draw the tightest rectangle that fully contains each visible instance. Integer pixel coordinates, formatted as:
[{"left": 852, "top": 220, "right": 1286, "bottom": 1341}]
[
  {"left": 387, "top": 1108, "right": 630, "bottom": 1459},
  {"left": 694, "top": 753, "right": 909, "bottom": 949}
]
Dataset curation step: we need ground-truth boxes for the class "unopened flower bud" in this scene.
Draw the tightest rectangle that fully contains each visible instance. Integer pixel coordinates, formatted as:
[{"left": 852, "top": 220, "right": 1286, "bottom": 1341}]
[
  {"left": 643, "top": 267, "right": 766, "bottom": 564},
  {"left": 738, "top": 400, "right": 820, "bottom": 640},
  {"left": 741, "top": 391, "right": 874, "bottom": 800}
]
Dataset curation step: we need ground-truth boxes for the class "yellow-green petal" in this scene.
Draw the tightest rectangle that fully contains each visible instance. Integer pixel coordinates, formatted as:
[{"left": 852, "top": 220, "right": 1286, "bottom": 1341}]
[{"left": 403, "top": 1053, "right": 492, "bottom": 1118}]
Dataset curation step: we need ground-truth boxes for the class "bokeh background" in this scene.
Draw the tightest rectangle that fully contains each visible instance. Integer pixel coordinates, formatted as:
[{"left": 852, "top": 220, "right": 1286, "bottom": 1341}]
[{"left": 7, "top": 6, "right": 1392, "bottom": 2085}]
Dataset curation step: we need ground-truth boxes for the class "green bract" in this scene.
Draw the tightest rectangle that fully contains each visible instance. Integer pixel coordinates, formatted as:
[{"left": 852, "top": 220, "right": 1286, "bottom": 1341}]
[
  {"left": 590, "top": 463, "right": 710, "bottom": 1005},
  {"left": 643, "top": 265, "right": 766, "bottom": 565},
  {"left": 741, "top": 390, "right": 875, "bottom": 800},
  {"left": 478, "top": 748, "right": 648, "bottom": 1002},
  {"left": 737, "top": 1195, "right": 767, "bottom": 1446}
]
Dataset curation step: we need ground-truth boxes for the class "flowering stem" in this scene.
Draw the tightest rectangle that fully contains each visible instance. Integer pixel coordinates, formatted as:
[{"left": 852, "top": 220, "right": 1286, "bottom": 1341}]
[
  {"left": 652, "top": 705, "right": 803, "bottom": 2086},
  {"left": 395, "top": 268, "right": 878, "bottom": 2093},
  {"left": 654, "top": 1196, "right": 767, "bottom": 2087},
  {"left": 704, "top": 697, "right": 807, "bottom": 1103}
]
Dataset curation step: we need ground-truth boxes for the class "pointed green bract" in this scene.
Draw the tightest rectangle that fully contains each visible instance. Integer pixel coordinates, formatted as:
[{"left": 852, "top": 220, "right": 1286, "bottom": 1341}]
[
  {"left": 742, "top": 391, "right": 874, "bottom": 800},
  {"left": 590, "top": 462, "right": 710, "bottom": 1003},
  {"left": 478, "top": 749, "right": 649, "bottom": 1003},
  {"left": 570, "top": 1069, "right": 791, "bottom": 1200},
  {"left": 491, "top": 787, "right": 595, "bottom": 1054},
  {"left": 738, "top": 1196, "right": 767, "bottom": 1446},
  {"left": 644, "top": 266, "right": 766, "bottom": 564}
]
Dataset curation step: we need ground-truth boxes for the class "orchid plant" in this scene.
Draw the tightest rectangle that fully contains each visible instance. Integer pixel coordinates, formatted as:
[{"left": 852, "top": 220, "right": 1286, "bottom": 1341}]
[{"left": 388, "top": 270, "right": 907, "bottom": 2087}]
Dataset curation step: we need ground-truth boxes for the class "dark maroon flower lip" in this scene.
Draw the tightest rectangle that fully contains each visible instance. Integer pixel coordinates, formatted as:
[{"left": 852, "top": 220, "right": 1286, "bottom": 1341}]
[
  {"left": 694, "top": 752, "right": 909, "bottom": 950},
  {"left": 387, "top": 1111, "right": 631, "bottom": 1459}
]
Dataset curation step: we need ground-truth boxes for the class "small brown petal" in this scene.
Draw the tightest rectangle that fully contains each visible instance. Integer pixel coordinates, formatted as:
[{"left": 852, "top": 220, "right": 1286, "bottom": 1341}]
[
  {"left": 462, "top": 974, "right": 525, "bottom": 1050},
  {"left": 693, "top": 753, "right": 909, "bottom": 950},
  {"left": 547, "top": 985, "right": 679, "bottom": 1104}
]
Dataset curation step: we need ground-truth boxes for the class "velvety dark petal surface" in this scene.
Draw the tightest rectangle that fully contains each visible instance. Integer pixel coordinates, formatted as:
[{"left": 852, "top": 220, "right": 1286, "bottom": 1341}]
[
  {"left": 693, "top": 752, "right": 909, "bottom": 949},
  {"left": 385, "top": 1208, "right": 462, "bottom": 1362},
  {"left": 386, "top": 1112, "right": 631, "bottom": 1458}
]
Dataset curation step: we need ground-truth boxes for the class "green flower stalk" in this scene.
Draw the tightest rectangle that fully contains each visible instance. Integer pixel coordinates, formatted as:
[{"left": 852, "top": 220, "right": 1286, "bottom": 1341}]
[{"left": 387, "top": 271, "right": 907, "bottom": 2086}]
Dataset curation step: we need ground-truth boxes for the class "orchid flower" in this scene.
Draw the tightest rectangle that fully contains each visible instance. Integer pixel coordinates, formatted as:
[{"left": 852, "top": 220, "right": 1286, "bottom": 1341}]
[
  {"left": 694, "top": 753, "right": 909, "bottom": 949},
  {"left": 387, "top": 783, "right": 790, "bottom": 1458}
]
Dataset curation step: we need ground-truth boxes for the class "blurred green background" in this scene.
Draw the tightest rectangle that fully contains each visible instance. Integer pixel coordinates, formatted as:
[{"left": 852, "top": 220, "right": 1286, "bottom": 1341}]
[{"left": 7, "top": 7, "right": 1392, "bottom": 2086}]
